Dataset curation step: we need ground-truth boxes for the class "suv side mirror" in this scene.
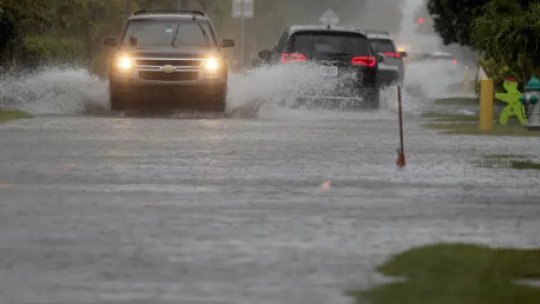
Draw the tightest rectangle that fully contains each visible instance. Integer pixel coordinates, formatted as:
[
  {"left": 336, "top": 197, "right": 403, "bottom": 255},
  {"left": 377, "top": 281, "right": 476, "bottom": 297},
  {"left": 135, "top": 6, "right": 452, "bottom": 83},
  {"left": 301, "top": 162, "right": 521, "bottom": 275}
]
[
  {"left": 399, "top": 51, "right": 408, "bottom": 58},
  {"left": 376, "top": 54, "right": 384, "bottom": 63},
  {"left": 103, "top": 37, "right": 117, "bottom": 47},
  {"left": 222, "top": 39, "right": 235, "bottom": 48},
  {"left": 258, "top": 50, "right": 271, "bottom": 60}
]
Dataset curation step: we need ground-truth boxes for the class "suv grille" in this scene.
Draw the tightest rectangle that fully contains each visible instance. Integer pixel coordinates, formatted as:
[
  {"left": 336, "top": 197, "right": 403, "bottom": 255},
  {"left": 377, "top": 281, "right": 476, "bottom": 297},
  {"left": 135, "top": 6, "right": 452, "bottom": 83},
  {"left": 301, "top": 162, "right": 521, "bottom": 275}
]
[
  {"left": 135, "top": 59, "right": 202, "bottom": 67},
  {"left": 138, "top": 71, "right": 199, "bottom": 81}
]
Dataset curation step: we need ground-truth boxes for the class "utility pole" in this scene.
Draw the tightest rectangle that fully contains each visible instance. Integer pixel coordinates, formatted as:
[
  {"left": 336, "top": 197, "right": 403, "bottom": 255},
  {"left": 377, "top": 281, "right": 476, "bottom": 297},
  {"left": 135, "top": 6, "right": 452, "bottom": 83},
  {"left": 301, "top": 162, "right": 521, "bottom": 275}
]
[{"left": 240, "top": 0, "right": 245, "bottom": 68}]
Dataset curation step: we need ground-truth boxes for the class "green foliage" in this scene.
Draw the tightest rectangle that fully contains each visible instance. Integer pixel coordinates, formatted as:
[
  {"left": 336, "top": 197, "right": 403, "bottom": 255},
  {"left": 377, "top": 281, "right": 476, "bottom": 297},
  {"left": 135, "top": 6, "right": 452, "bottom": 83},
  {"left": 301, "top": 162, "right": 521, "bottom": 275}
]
[
  {"left": 0, "top": 110, "right": 32, "bottom": 123},
  {"left": 426, "top": 0, "right": 539, "bottom": 48},
  {"left": 1, "top": 0, "right": 406, "bottom": 73},
  {"left": 348, "top": 243, "right": 540, "bottom": 304},
  {"left": 23, "top": 36, "right": 86, "bottom": 66},
  {"left": 479, "top": 56, "right": 518, "bottom": 91},
  {"left": 426, "top": 0, "right": 491, "bottom": 46},
  {"left": 471, "top": 0, "right": 540, "bottom": 86}
]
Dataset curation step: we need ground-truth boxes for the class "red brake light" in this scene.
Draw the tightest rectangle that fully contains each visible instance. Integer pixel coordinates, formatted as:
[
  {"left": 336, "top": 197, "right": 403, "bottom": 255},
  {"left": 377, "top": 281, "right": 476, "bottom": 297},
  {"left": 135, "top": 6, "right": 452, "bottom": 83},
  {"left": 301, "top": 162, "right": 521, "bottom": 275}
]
[
  {"left": 384, "top": 52, "right": 401, "bottom": 59},
  {"left": 452, "top": 59, "right": 458, "bottom": 64},
  {"left": 281, "top": 53, "right": 307, "bottom": 63},
  {"left": 351, "top": 56, "right": 376, "bottom": 67}
]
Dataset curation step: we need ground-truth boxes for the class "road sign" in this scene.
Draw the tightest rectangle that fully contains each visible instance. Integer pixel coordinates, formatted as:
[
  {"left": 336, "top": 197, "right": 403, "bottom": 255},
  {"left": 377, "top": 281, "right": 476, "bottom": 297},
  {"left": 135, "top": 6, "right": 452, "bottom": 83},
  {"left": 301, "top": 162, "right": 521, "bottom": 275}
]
[
  {"left": 319, "top": 9, "right": 339, "bottom": 25},
  {"left": 232, "top": 0, "right": 253, "bottom": 19}
]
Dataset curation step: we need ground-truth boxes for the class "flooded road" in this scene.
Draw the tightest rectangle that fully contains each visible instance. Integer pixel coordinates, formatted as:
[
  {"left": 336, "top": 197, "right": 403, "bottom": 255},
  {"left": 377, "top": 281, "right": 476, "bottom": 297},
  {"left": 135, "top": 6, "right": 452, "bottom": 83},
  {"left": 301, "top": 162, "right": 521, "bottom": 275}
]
[
  {"left": 1, "top": 110, "right": 540, "bottom": 304},
  {"left": 1, "top": 63, "right": 540, "bottom": 304}
]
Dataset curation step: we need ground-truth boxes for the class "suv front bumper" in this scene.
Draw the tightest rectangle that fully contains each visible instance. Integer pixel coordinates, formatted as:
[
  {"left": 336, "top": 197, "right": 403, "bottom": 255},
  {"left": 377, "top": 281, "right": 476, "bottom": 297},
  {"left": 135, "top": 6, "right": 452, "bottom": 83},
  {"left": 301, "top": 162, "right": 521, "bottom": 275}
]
[{"left": 109, "top": 74, "right": 227, "bottom": 109}]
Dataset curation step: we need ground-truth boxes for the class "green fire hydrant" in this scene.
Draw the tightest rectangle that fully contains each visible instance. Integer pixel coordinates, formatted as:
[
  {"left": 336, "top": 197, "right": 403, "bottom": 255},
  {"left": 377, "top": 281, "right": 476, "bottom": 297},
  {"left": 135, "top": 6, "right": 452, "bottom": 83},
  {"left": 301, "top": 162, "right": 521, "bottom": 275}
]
[{"left": 495, "top": 77, "right": 528, "bottom": 125}]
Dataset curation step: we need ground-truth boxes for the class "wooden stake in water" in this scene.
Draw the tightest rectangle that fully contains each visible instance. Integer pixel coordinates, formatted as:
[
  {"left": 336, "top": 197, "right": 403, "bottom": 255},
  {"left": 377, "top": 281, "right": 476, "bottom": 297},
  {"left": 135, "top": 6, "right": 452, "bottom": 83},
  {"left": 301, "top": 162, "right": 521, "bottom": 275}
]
[{"left": 396, "top": 86, "right": 406, "bottom": 167}]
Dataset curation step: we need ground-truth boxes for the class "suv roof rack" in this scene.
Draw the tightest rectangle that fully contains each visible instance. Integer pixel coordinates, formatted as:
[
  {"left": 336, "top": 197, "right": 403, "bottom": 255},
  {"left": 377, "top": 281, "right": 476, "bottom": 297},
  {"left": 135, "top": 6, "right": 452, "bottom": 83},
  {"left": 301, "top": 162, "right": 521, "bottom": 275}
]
[{"left": 133, "top": 9, "right": 206, "bottom": 17}]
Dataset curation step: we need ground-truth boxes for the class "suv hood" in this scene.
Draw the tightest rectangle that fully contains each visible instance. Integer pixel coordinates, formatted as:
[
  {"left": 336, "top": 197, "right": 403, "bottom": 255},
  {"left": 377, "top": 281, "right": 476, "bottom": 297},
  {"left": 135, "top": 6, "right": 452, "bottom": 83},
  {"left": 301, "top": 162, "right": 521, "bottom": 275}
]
[{"left": 117, "top": 46, "right": 220, "bottom": 58}]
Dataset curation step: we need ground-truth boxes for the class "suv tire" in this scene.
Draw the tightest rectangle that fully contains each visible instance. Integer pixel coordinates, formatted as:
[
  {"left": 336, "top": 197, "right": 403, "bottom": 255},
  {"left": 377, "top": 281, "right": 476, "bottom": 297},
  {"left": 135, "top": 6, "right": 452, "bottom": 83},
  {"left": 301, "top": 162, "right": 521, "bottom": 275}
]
[{"left": 110, "top": 90, "right": 127, "bottom": 112}]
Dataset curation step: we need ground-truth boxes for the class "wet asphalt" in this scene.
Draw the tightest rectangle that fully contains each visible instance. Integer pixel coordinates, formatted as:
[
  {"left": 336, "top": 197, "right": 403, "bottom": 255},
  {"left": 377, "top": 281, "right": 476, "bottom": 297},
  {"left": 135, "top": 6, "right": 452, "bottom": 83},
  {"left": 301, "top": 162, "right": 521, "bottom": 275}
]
[{"left": 1, "top": 111, "right": 540, "bottom": 304}]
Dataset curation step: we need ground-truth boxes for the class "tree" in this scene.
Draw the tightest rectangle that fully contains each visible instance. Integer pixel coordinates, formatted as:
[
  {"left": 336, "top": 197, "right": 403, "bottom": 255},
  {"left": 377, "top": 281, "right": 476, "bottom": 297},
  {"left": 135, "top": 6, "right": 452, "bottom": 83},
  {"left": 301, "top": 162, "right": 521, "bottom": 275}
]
[
  {"left": 471, "top": 0, "right": 540, "bottom": 86},
  {"left": 426, "top": 0, "right": 491, "bottom": 46},
  {"left": 427, "top": 0, "right": 538, "bottom": 47}
]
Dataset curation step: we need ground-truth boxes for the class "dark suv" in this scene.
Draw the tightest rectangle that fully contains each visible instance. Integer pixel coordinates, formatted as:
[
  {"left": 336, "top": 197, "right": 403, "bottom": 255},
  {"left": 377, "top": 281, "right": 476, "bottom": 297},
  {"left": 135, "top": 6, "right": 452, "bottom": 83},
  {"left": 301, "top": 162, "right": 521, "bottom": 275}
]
[
  {"left": 257, "top": 25, "right": 383, "bottom": 110},
  {"left": 103, "top": 10, "right": 235, "bottom": 112}
]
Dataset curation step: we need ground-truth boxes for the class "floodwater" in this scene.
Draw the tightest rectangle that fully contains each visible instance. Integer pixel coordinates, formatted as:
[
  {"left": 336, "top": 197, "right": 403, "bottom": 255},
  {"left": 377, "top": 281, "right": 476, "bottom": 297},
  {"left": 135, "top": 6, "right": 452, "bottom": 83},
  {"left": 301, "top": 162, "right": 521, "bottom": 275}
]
[{"left": 1, "top": 60, "right": 539, "bottom": 304}]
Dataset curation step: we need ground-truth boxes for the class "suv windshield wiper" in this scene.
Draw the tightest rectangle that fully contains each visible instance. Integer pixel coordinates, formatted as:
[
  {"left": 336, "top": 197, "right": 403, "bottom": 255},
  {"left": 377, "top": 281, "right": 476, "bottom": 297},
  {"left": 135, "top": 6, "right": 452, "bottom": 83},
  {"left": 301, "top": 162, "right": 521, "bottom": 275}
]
[
  {"left": 171, "top": 22, "right": 181, "bottom": 48},
  {"left": 197, "top": 22, "right": 210, "bottom": 47}
]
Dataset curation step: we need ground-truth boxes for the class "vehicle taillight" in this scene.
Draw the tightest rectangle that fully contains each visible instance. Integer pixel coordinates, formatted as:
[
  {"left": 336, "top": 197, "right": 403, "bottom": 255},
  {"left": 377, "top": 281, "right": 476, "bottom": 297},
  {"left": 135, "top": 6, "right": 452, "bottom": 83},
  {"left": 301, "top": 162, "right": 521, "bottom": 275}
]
[
  {"left": 351, "top": 56, "right": 376, "bottom": 67},
  {"left": 281, "top": 53, "right": 307, "bottom": 63},
  {"left": 452, "top": 59, "right": 458, "bottom": 64},
  {"left": 384, "top": 52, "right": 401, "bottom": 59}
]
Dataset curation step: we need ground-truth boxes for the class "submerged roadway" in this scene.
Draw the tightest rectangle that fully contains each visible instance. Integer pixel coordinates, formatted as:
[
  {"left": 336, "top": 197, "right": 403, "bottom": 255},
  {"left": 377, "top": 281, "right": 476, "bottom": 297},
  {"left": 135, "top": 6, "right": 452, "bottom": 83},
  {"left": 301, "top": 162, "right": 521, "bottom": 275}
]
[{"left": 1, "top": 110, "right": 540, "bottom": 304}]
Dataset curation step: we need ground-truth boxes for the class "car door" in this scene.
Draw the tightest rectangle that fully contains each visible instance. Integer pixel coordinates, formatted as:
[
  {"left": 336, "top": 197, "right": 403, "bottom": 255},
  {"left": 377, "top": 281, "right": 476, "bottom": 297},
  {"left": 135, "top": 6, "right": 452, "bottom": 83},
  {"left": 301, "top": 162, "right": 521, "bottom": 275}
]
[{"left": 268, "top": 30, "right": 289, "bottom": 64}]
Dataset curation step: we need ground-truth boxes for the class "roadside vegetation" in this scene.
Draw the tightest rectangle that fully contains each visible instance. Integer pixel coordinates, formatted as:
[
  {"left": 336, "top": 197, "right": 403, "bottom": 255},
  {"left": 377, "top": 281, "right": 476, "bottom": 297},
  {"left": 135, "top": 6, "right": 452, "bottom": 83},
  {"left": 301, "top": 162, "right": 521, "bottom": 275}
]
[
  {"left": 347, "top": 243, "right": 540, "bottom": 304},
  {"left": 0, "top": 0, "right": 404, "bottom": 78},
  {"left": 477, "top": 154, "right": 540, "bottom": 170},
  {"left": 417, "top": 0, "right": 540, "bottom": 93},
  {"left": 433, "top": 97, "right": 506, "bottom": 108},
  {"left": 0, "top": 110, "right": 32, "bottom": 124},
  {"left": 423, "top": 123, "right": 540, "bottom": 137},
  {"left": 433, "top": 97, "right": 479, "bottom": 106},
  {"left": 421, "top": 112, "right": 478, "bottom": 122}
]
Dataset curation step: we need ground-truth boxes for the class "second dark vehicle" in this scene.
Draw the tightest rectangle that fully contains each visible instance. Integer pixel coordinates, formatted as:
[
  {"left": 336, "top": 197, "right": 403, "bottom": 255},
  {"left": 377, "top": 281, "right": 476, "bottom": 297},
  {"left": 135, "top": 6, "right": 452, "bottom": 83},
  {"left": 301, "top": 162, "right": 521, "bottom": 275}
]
[{"left": 257, "top": 25, "right": 384, "bottom": 110}]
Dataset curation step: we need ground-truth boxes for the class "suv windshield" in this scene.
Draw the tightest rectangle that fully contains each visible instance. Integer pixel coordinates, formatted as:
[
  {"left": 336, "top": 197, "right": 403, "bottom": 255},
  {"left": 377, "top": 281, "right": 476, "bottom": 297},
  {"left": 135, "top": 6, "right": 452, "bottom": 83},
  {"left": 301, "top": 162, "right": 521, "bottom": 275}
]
[
  {"left": 369, "top": 39, "right": 396, "bottom": 53},
  {"left": 285, "top": 31, "right": 371, "bottom": 55},
  {"left": 122, "top": 20, "right": 215, "bottom": 47}
]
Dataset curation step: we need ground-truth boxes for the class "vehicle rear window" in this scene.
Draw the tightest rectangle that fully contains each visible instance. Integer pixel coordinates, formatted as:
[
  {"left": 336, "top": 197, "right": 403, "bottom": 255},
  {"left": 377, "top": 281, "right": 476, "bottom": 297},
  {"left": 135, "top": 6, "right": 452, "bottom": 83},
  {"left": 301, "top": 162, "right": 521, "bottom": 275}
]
[
  {"left": 285, "top": 31, "right": 371, "bottom": 55},
  {"left": 122, "top": 20, "right": 215, "bottom": 47},
  {"left": 369, "top": 39, "right": 396, "bottom": 53}
]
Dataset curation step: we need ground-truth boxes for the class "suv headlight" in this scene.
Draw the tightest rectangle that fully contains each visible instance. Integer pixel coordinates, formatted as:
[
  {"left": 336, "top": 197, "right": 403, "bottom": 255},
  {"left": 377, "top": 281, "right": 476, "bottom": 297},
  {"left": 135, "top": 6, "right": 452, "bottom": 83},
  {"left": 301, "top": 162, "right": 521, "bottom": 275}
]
[
  {"left": 117, "top": 57, "right": 132, "bottom": 69},
  {"left": 203, "top": 58, "right": 224, "bottom": 79},
  {"left": 112, "top": 55, "right": 134, "bottom": 78}
]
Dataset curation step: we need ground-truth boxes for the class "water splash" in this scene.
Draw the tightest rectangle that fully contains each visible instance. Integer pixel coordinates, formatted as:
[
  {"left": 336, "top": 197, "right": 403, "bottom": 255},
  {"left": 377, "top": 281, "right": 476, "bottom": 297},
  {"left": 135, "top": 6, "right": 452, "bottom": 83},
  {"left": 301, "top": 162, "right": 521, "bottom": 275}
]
[
  {"left": 0, "top": 67, "right": 109, "bottom": 115},
  {"left": 0, "top": 60, "right": 465, "bottom": 119}
]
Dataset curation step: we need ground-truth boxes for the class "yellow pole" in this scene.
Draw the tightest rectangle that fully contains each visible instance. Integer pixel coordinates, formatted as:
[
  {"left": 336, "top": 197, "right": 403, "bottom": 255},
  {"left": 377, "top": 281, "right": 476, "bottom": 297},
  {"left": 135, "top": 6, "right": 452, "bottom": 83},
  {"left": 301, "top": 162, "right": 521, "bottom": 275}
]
[
  {"left": 463, "top": 66, "right": 470, "bottom": 93},
  {"left": 479, "top": 79, "right": 494, "bottom": 131}
]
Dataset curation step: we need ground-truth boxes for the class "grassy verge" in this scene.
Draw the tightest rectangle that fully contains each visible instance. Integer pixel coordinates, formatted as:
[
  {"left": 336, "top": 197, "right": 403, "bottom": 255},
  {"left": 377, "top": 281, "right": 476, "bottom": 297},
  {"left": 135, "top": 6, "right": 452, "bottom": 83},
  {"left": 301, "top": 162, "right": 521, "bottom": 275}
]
[
  {"left": 434, "top": 97, "right": 505, "bottom": 107},
  {"left": 422, "top": 112, "right": 479, "bottom": 122},
  {"left": 477, "top": 154, "right": 540, "bottom": 170},
  {"left": 446, "top": 80, "right": 475, "bottom": 91},
  {"left": 0, "top": 111, "right": 32, "bottom": 124},
  {"left": 346, "top": 243, "right": 540, "bottom": 304},
  {"left": 423, "top": 122, "right": 540, "bottom": 137}
]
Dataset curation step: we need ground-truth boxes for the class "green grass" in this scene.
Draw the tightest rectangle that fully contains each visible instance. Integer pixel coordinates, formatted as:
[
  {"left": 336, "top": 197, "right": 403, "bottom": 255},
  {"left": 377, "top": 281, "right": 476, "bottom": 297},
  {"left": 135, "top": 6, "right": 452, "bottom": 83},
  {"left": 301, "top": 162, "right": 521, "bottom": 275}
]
[
  {"left": 423, "top": 122, "right": 540, "bottom": 137},
  {"left": 483, "top": 154, "right": 527, "bottom": 159},
  {"left": 446, "top": 81, "right": 475, "bottom": 92},
  {"left": 511, "top": 160, "right": 540, "bottom": 170},
  {"left": 476, "top": 154, "right": 540, "bottom": 169},
  {"left": 346, "top": 243, "right": 540, "bottom": 304},
  {"left": 434, "top": 97, "right": 479, "bottom": 106},
  {"left": 422, "top": 112, "right": 479, "bottom": 122},
  {"left": 434, "top": 97, "right": 505, "bottom": 107},
  {"left": 0, "top": 110, "right": 32, "bottom": 124}
]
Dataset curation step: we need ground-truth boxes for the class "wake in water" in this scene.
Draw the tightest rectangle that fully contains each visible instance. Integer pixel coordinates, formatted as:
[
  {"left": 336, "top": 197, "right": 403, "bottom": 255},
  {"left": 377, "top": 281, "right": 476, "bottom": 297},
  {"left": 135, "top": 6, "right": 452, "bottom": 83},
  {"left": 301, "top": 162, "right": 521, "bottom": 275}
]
[
  {"left": 0, "top": 67, "right": 109, "bottom": 115},
  {"left": 226, "top": 63, "right": 428, "bottom": 119},
  {"left": 0, "top": 60, "right": 467, "bottom": 119}
]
